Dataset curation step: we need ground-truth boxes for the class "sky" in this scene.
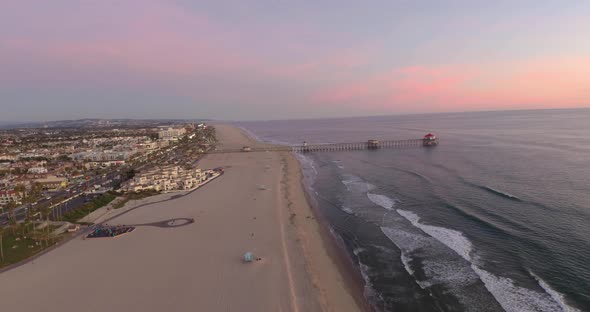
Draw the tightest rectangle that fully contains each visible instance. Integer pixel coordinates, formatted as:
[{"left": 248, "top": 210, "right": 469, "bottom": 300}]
[{"left": 1, "top": 0, "right": 589, "bottom": 121}]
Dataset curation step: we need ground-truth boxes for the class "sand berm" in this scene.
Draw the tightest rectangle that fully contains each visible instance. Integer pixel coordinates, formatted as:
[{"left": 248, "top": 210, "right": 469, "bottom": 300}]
[{"left": 0, "top": 124, "right": 369, "bottom": 312}]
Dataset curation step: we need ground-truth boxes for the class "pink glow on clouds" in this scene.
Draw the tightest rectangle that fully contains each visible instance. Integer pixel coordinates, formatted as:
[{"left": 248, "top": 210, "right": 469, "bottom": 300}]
[
  {"left": 1, "top": 1, "right": 262, "bottom": 81},
  {"left": 1, "top": 0, "right": 588, "bottom": 116},
  {"left": 311, "top": 57, "right": 590, "bottom": 112}
]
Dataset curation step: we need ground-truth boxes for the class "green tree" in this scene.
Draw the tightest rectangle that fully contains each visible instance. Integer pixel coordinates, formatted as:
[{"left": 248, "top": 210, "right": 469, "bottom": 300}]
[
  {"left": 14, "top": 184, "right": 26, "bottom": 197},
  {"left": 57, "top": 155, "right": 71, "bottom": 162},
  {"left": 31, "top": 182, "right": 43, "bottom": 198},
  {"left": 124, "top": 169, "right": 136, "bottom": 181},
  {"left": 6, "top": 201, "right": 17, "bottom": 223}
]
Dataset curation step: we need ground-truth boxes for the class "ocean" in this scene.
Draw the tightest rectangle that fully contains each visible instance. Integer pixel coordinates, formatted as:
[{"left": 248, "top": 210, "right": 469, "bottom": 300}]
[{"left": 236, "top": 108, "right": 590, "bottom": 312}]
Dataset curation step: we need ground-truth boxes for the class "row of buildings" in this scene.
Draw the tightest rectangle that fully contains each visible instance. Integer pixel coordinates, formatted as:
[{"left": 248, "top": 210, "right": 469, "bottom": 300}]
[
  {"left": 122, "top": 165, "right": 219, "bottom": 193},
  {"left": 0, "top": 124, "right": 194, "bottom": 208}
]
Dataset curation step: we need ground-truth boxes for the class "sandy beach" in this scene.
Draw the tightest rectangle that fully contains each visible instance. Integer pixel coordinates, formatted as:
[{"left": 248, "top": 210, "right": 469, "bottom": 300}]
[{"left": 0, "top": 124, "right": 366, "bottom": 312}]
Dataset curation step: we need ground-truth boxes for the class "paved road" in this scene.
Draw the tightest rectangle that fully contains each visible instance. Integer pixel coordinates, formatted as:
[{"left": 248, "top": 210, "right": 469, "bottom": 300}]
[{"left": 0, "top": 171, "right": 121, "bottom": 226}]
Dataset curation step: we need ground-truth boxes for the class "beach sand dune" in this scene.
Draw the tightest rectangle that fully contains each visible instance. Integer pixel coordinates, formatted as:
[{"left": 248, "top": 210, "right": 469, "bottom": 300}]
[{"left": 0, "top": 125, "right": 365, "bottom": 312}]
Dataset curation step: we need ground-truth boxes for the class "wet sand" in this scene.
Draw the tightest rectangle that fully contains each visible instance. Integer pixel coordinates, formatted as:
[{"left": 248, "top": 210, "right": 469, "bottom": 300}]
[{"left": 0, "top": 124, "right": 366, "bottom": 312}]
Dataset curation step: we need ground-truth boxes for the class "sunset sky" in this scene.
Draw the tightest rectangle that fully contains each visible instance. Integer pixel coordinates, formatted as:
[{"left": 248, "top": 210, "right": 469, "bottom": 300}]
[{"left": 1, "top": 0, "right": 589, "bottom": 121}]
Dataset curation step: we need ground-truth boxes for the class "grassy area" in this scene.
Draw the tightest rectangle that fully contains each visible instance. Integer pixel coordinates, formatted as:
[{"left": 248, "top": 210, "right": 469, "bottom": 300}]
[
  {"left": 112, "top": 190, "right": 161, "bottom": 209},
  {"left": 0, "top": 225, "right": 63, "bottom": 268},
  {"left": 62, "top": 192, "right": 117, "bottom": 223}
]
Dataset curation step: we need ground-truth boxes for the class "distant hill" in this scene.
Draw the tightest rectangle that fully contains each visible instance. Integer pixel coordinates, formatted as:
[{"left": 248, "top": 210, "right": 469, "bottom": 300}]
[{"left": 0, "top": 118, "right": 211, "bottom": 129}]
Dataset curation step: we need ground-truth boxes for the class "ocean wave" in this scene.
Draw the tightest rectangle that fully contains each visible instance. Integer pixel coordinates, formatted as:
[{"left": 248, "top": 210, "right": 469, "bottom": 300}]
[
  {"left": 397, "top": 209, "right": 573, "bottom": 312},
  {"left": 341, "top": 174, "right": 375, "bottom": 193},
  {"left": 400, "top": 253, "right": 416, "bottom": 277},
  {"left": 530, "top": 271, "right": 582, "bottom": 312},
  {"left": 341, "top": 205, "right": 354, "bottom": 214},
  {"left": 367, "top": 193, "right": 396, "bottom": 210},
  {"left": 473, "top": 267, "right": 564, "bottom": 312},
  {"left": 481, "top": 186, "right": 522, "bottom": 201},
  {"left": 295, "top": 153, "right": 318, "bottom": 178},
  {"left": 397, "top": 210, "right": 472, "bottom": 261},
  {"left": 353, "top": 248, "right": 383, "bottom": 304},
  {"left": 380, "top": 227, "right": 428, "bottom": 287},
  {"left": 463, "top": 179, "right": 523, "bottom": 201},
  {"left": 380, "top": 226, "right": 484, "bottom": 310},
  {"left": 357, "top": 158, "right": 433, "bottom": 184},
  {"left": 235, "top": 125, "right": 266, "bottom": 143}
]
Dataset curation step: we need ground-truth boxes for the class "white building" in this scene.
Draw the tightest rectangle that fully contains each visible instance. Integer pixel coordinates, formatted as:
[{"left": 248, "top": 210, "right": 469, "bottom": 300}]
[
  {"left": 0, "top": 190, "right": 21, "bottom": 206},
  {"left": 158, "top": 127, "right": 186, "bottom": 140},
  {"left": 123, "top": 166, "right": 209, "bottom": 193},
  {"left": 28, "top": 167, "right": 48, "bottom": 174}
]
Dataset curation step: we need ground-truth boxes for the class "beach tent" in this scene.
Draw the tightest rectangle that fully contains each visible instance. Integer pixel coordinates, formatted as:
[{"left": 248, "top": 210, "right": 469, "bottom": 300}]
[{"left": 243, "top": 252, "right": 254, "bottom": 262}]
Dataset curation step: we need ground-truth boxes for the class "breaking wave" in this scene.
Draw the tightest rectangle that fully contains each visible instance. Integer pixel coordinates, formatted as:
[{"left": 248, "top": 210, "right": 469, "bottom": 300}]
[
  {"left": 530, "top": 271, "right": 582, "bottom": 312},
  {"left": 367, "top": 193, "right": 396, "bottom": 210},
  {"left": 396, "top": 209, "right": 575, "bottom": 312},
  {"left": 341, "top": 174, "right": 375, "bottom": 193},
  {"left": 481, "top": 186, "right": 522, "bottom": 201}
]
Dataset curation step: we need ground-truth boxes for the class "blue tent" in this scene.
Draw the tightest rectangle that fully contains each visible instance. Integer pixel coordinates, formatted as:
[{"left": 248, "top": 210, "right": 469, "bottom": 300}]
[{"left": 243, "top": 252, "right": 254, "bottom": 262}]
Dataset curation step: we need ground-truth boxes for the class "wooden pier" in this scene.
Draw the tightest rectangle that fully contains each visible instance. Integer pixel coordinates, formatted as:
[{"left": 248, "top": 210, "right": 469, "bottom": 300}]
[{"left": 208, "top": 136, "right": 437, "bottom": 154}]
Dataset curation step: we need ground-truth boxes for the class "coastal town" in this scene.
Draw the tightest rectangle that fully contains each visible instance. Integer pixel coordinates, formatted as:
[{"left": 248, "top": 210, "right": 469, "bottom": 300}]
[{"left": 0, "top": 120, "right": 221, "bottom": 265}]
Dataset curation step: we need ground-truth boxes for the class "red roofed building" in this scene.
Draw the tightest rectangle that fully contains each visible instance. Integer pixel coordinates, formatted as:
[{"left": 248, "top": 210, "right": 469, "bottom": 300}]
[{"left": 423, "top": 133, "right": 439, "bottom": 146}]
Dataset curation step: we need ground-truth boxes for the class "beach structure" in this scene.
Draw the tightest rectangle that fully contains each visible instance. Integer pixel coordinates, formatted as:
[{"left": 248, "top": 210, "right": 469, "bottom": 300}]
[
  {"left": 35, "top": 175, "right": 68, "bottom": 191},
  {"left": 367, "top": 139, "right": 380, "bottom": 149},
  {"left": 243, "top": 252, "right": 254, "bottom": 262},
  {"left": 422, "top": 133, "right": 439, "bottom": 146},
  {"left": 210, "top": 134, "right": 437, "bottom": 154}
]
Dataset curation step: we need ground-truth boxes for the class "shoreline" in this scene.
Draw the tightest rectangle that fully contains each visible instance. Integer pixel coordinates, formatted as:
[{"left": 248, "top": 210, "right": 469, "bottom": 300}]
[
  {"left": 292, "top": 153, "right": 373, "bottom": 312},
  {"left": 297, "top": 163, "right": 373, "bottom": 311},
  {"left": 237, "top": 125, "right": 371, "bottom": 311}
]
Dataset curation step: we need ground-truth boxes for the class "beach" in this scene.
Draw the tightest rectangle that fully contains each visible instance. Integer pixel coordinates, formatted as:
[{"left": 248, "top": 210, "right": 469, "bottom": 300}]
[{"left": 0, "top": 124, "right": 366, "bottom": 312}]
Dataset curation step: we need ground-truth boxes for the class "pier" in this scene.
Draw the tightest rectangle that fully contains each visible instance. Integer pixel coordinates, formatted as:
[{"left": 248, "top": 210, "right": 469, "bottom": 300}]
[{"left": 208, "top": 134, "right": 438, "bottom": 154}]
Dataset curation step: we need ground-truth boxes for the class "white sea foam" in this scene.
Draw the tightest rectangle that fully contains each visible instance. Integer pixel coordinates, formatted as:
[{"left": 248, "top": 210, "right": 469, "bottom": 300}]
[
  {"left": 397, "top": 209, "right": 472, "bottom": 261},
  {"left": 396, "top": 209, "right": 570, "bottom": 312},
  {"left": 295, "top": 153, "right": 318, "bottom": 176},
  {"left": 473, "top": 267, "right": 564, "bottom": 312},
  {"left": 381, "top": 226, "right": 477, "bottom": 295},
  {"left": 367, "top": 193, "right": 396, "bottom": 210},
  {"left": 341, "top": 205, "right": 354, "bottom": 214},
  {"left": 530, "top": 271, "right": 582, "bottom": 312},
  {"left": 400, "top": 253, "right": 416, "bottom": 277},
  {"left": 353, "top": 247, "right": 382, "bottom": 302},
  {"left": 381, "top": 226, "right": 429, "bottom": 252},
  {"left": 341, "top": 175, "right": 375, "bottom": 193},
  {"left": 236, "top": 126, "right": 264, "bottom": 143}
]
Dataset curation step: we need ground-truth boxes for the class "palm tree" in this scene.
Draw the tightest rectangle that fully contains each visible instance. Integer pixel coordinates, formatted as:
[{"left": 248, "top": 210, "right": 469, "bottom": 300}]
[
  {"left": 31, "top": 182, "right": 43, "bottom": 198},
  {"left": 6, "top": 201, "right": 17, "bottom": 234},
  {"left": 36, "top": 206, "right": 51, "bottom": 247},
  {"left": 0, "top": 227, "right": 4, "bottom": 263}
]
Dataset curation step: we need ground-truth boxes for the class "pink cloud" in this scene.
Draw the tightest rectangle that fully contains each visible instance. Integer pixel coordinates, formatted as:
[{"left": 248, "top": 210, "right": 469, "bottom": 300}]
[
  {"left": 264, "top": 46, "right": 376, "bottom": 79},
  {"left": 0, "top": 0, "right": 264, "bottom": 85},
  {"left": 310, "top": 57, "right": 590, "bottom": 113}
]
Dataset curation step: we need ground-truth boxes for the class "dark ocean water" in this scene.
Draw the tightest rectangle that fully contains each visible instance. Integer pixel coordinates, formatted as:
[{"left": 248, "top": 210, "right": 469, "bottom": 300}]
[{"left": 236, "top": 109, "right": 590, "bottom": 312}]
